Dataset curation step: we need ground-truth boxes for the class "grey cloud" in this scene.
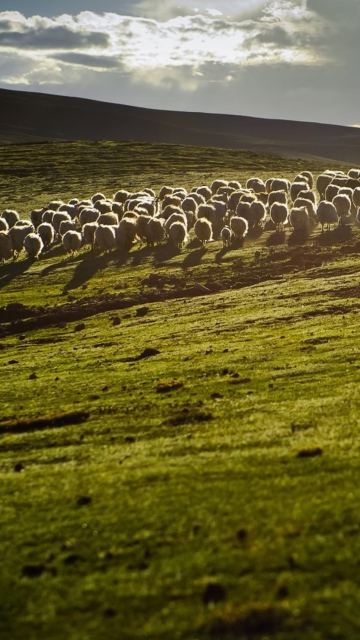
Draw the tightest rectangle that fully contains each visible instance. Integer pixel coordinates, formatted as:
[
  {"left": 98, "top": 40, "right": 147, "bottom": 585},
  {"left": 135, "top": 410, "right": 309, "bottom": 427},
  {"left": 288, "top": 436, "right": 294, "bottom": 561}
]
[
  {"left": 53, "top": 52, "right": 120, "bottom": 68},
  {"left": 0, "top": 25, "right": 109, "bottom": 49},
  {"left": 307, "top": 0, "right": 360, "bottom": 23},
  {"left": 252, "top": 25, "right": 294, "bottom": 46}
]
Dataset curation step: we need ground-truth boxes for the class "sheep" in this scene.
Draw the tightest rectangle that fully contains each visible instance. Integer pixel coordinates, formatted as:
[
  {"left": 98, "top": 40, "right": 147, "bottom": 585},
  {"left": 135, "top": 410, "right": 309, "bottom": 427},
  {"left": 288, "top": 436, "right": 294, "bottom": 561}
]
[
  {"left": 290, "top": 181, "right": 309, "bottom": 202},
  {"left": 94, "top": 200, "right": 113, "bottom": 214},
  {"left": 168, "top": 221, "right": 188, "bottom": 249},
  {"left": 114, "top": 189, "right": 131, "bottom": 203},
  {"left": 135, "top": 214, "right": 152, "bottom": 243},
  {"left": 0, "top": 218, "right": 9, "bottom": 232},
  {"left": 161, "top": 204, "right": 184, "bottom": 221},
  {"left": 59, "top": 203, "right": 78, "bottom": 219},
  {"left": 194, "top": 218, "right": 213, "bottom": 247},
  {"left": 246, "top": 177, "right": 266, "bottom": 193},
  {"left": 296, "top": 171, "right": 314, "bottom": 189},
  {"left": 116, "top": 217, "right": 137, "bottom": 250},
  {"left": 91, "top": 192, "right": 106, "bottom": 204},
  {"left": 47, "top": 200, "right": 64, "bottom": 211},
  {"left": 316, "top": 174, "right": 333, "bottom": 199},
  {"left": 15, "top": 220, "right": 33, "bottom": 228},
  {"left": 196, "top": 186, "right": 212, "bottom": 201},
  {"left": 297, "top": 190, "right": 316, "bottom": 204},
  {"left": 333, "top": 194, "right": 351, "bottom": 224},
  {"left": 293, "top": 198, "right": 317, "bottom": 220},
  {"left": 211, "top": 179, "right": 228, "bottom": 195},
  {"left": 353, "top": 187, "right": 360, "bottom": 208},
  {"left": 164, "top": 212, "right": 187, "bottom": 236},
  {"left": 42, "top": 209, "right": 56, "bottom": 224},
  {"left": 325, "top": 184, "right": 340, "bottom": 202},
  {"left": 79, "top": 207, "right": 99, "bottom": 227},
  {"left": 235, "top": 201, "right": 251, "bottom": 219},
  {"left": 162, "top": 195, "right": 182, "bottom": 210},
  {"left": 228, "top": 190, "right": 245, "bottom": 211},
  {"left": 290, "top": 207, "right": 310, "bottom": 231},
  {"left": 59, "top": 220, "right": 77, "bottom": 237},
  {"left": 228, "top": 181, "right": 241, "bottom": 190},
  {"left": 317, "top": 201, "right": 338, "bottom": 231},
  {"left": 112, "top": 202, "right": 124, "bottom": 217},
  {"left": 217, "top": 186, "right": 235, "bottom": 196},
  {"left": 30, "top": 208, "right": 45, "bottom": 229},
  {"left": 268, "top": 190, "right": 287, "bottom": 208},
  {"left": 248, "top": 201, "right": 266, "bottom": 227},
  {"left": 159, "top": 185, "right": 173, "bottom": 200},
  {"left": 0, "top": 231, "right": 13, "bottom": 263},
  {"left": 270, "top": 179, "right": 290, "bottom": 193},
  {"left": 24, "top": 233, "right": 44, "bottom": 260},
  {"left": 187, "top": 192, "right": 205, "bottom": 206},
  {"left": 69, "top": 198, "right": 79, "bottom": 206},
  {"left": 266, "top": 178, "right": 274, "bottom": 193},
  {"left": 94, "top": 225, "right": 116, "bottom": 253},
  {"left": 143, "top": 218, "right": 164, "bottom": 246},
  {"left": 331, "top": 177, "right": 348, "bottom": 188},
  {"left": 197, "top": 203, "right": 216, "bottom": 223},
  {"left": 9, "top": 225, "right": 33, "bottom": 257},
  {"left": 230, "top": 216, "right": 248, "bottom": 240},
  {"left": 270, "top": 203, "right": 288, "bottom": 231},
  {"left": 1, "top": 209, "right": 20, "bottom": 228},
  {"left": 221, "top": 226, "right": 233, "bottom": 248},
  {"left": 348, "top": 168, "right": 360, "bottom": 180},
  {"left": 181, "top": 196, "right": 198, "bottom": 215},
  {"left": 82, "top": 222, "right": 98, "bottom": 250},
  {"left": 134, "top": 199, "right": 157, "bottom": 216},
  {"left": 52, "top": 211, "right": 71, "bottom": 235},
  {"left": 62, "top": 230, "right": 82, "bottom": 256},
  {"left": 143, "top": 188, "right": 156, "bottom": 197},
  {"left": 97, "top": 212, "right": 119, "bottom": 226},
  {"left": 37, "top": 222, "right": 55, "bottom": 249}
]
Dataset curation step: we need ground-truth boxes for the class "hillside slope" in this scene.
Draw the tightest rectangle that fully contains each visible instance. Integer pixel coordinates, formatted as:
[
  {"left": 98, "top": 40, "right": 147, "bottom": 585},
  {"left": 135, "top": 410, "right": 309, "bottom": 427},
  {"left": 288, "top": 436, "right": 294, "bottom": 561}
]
[{"left": 1, "top": 88, "right": 360, "bottom": 164}]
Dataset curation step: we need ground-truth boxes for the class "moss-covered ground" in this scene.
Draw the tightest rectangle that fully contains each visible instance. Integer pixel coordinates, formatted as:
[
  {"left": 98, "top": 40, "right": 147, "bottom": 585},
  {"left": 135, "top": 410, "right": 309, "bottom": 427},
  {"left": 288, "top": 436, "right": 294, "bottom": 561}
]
[{"left": 1, "top": 141, "right": 360, "bottom": 639}]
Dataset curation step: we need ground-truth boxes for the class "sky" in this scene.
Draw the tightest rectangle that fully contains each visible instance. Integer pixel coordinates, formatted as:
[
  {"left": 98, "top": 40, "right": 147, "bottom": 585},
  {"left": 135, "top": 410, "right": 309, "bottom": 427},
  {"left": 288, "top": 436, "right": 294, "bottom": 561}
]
[{"left": 0, "top": 0, "right": 358, "bottom": 127}]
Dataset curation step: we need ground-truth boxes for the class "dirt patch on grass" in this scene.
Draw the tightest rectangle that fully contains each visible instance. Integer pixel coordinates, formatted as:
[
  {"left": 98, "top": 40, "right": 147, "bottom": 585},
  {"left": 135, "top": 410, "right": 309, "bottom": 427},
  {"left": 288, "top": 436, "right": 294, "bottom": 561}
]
[{"left": 0, "top": 410, "right": 89, "bottom": 434}]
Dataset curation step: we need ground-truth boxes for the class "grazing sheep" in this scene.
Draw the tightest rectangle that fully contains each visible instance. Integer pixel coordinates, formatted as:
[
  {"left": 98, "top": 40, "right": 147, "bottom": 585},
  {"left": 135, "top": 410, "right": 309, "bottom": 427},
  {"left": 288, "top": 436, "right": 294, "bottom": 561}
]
[
  {"left": 94, "top": 200, "right": 113, "bottom": 214},
  {"left": 194, "top": 218, "right": 213, "bottom": 247},
  {"left": 293, "top": 198, "right": 317, "bottom": 220},
  {"left": 24, "top": 233, "right": 43, "bottom": 260},
  {"left": 211, "top": 179, "right": 228, "bottom": 195},
  {"left": 217, "top": 186, "right": 234, "bottom": 197},
  {"left": 143, "top": 218, "right": 164, "bottom": 246},
  {"left": 143, "top": 187, "right": 156, "bottom": 197},
  {"left": 316, "top": 174, "right": 333, "bottom": 199},
  {"left": 97, "top": 212, "right": 119, "bottom": 226},
  {"left": 333, "top": 194, "right": 351, "bottom": 224},
  {"left": 325, "top": 184, "right": 340, "bottom": 202},
  {"left": 135, "top": 214, "right": 152, "bottom": 242},
  {"left": 116, "top": 217, "right": 137, "bottom": 250},
  {"left": 52, "top": 211, "right": 71, "bottom": 235},
  {"left": 159, "top": 186, "right": 173, "bottom": 200},
  {"left": 2, "top": 209, "right": 20, "bottom": 228},
  {"left": 42, "top": 209, "right": 56, "bottom": 224},
  {"left": 62, "top": 230, "right": 82, "bottom": 256},
  {"left": 290, "top": 181, "right": 309, "bottom": 202},
  {"left": 317, "top": 200, "right": 338, "bottom": 231},
  {"left": 114, "top": 189, "right": 131, "bottom": 204},
  {"left": 331, "top": 177, "right": 348, "bottom": 188},
  {"left": 297, "top": 171, "right": 314, "bottom": 189},
  {"left": 162, "top": 204, "right": 184, "bottom": 221},
  {"left": 270, "top": 179, "right": 290, "bottom": 193},
  {"left": 268, "top": 190, "right": 287, "bottom": 208},
  {"left": 248, "top": 201, "right": 266, "bottom": 227},
  {"left": 59, "top": 220, "right": 77, "bottom": 237},
  {"left": 168, "top": 221, "right": 188, "bottom": 249},
  {"left": 270, "top": 203, "right": 288, "bottom": 231},
  {"left": 290, "top": 207, "right": 310, "bottom": 231},
  {"left": 266, "top": 178, "right": 274, "bottom": 193},
  {"left": 197, "top": 203, "right": 216, "bottom": 223},
  {"left": 196, "top": 186, "right": 212, "bottom": 201},
  {"left": 246, "top": 177, "right": 266, "bottom": 193},
  {"left": 230, "top": 216, "right": 248, "bottom": 240},
  {"left": 69, "top": 198, "right": 79, "bottom": 206},
  {"left": 37, "top": 222, "right": 55, "bottom": 249},
  {"left": 235, "top": 201, "right": 251, "bottom": 219},
  {"left": 182, "top": 196, "right": 198, "bottom": 215},
  {"left": 188, "top": 192, "right": 205, "bottom": 206},
  {"left": 297, "top": 190, "right": 316, "bottom": 204},
  {"left": 0, "top": 218, "right": 9, "bottom": 232},
  {"left": 82, "top": 222, "right": 98, "bottom": 250},
  {"left": 15, "top": 220, "right": 33, "bottom": 228},
  {"left": 47, "top": 200, "right": 64, "bottom": 211},
  {"left": 91, "top": 192, "right": 106, "bottom": 204},
  {"left": 228, "top": 190, "right": 245, "bottom": 211},
  {"left": 59, "top": 204, "right": 78, "bottom": 219},
  {"left": 353, "top": 187, "right": 360, "bottom": 208},
  {"left": 0, "top": 231, "right": 13, "bottom": 263},
  {"left": 164, "top": 212, "right": 187, "bottom": 236},
  {"left": 94, "top": 225, "right": 116, "bottom": 253},
  {"left": 348, "top": 168, "right": 360, "bottom": 180},
  {"left": 228, "top": 181, "right": 241, "bottom": 190},
  {"left": 112, "top": 202, "right": 124, "bottom": 217},
  {"left": 30, "top": 208, "right": 45, "bottom": 229},
  {"left": 79, "top": 207, "right": 99, "bottom": 227},
  {"left": 9, "top": 225, "right": 33, "bottom": 257},
  {"left": 221, "top": 226, "right": 232, "bottom": 248},
  {"left": 162, "top": 195, "right": 182, "bottom": 210}
]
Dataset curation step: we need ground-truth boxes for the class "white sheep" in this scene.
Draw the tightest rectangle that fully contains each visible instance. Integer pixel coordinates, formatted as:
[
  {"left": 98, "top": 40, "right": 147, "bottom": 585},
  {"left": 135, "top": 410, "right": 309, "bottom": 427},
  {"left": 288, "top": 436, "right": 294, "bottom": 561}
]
[
  {"left": 211, "top": 179, "right": 228, "bottom": 195},
  {"left": 197, "top": 203, "right": 216, "bottom": 223},
  {"left": 290, "top": 181, "right": 309, "bottom": 202},
  {"left": 269, "top": 179, "right": 290, "bottom": 193},
  {"left": 194, "top": 218, "right": 213, "bottom": 247},
  {"left": 82, "top": 222, "right": 98, "bottom": 250},
  {"left": 325, "top": 184, "right": 340, "bottom": 202},
  {"left": 164, "top": 212, "right": 187, "bottom": 236},
  {"left": 9, "top": 225, "right": 33, "bottom": 257},
  {"left": 143, "top": 218, "right": 164, "bottom": 246},
  {"left": 94, "top": 200, "right": 113, "bottom": 214},
  {"left": 52, "top": 211, "right": 71, "bottom": 235},
  {"left": 188, "top": 192, "right": 205, "bottom": 206},
  {"left": 270, "top": 203, "right": 288, "bottom": 231},
  {"left": 196, "top": 186, "right": 212, "bottom": 201},
  {"left": 290, "top": 207, "right": 310, "bottom": 231},
  {"left": 62, "top": 230, "right": 82, "bottom": 256},
  {"left": 135, "top": 214, "right": 152, "bottom": 243},
  {"left": 333, "top": 194, "right": 351, "bottom": 223},
  {"left": 0, "top": 218, "right": 9, "bottom": 232},
  {"left": 42, "top": 209, "right": 56, "bottom": 224},
  {"left": 24, "top": 233, "right": 44, "bottom": 260},
  {"left": 297, "top": 190, "right": 316, "bottom": 204},
  {"left": 47, "top": 200, "right": 64, "bottom": 211},
  {"left": 221, "top": 226, "right": 232, "bottom": 248},
  {"left": 79, "top": 207, "right": 99, "bottom": 227},
  {"left": 15, "top": 220, "right": 33, "bottom": 228},
  {"left": 116, "top": 217, "right": 137, "bottom": 250},
  {"left": 316, "top": 201, "right": 338, "bottom": 231},
  {"left": 1, "top": 209, "right": 20, "bottom": 228},
  {"left": 316, "top": 174, "right": 333, "bottom": 199},
  {"left": 230, "top": 216, "right": 248, "bottom": 240},
  {"left": 30, "top": 208, "right": 45, "bottom": 229},
  {"left": 97, "top": 212, "right": 119, "bottom": 226},
  {"left": 37, "top": 222, "right": 55, "bottom": 249},
  {"left": 161, "top": 204, "right": 184, "bottom": 220},
  {"left": 248, "top": 201, "right": 266, "bottom": 227},
  {"left": 159, "top": 185, "right": 174, "bottom": 200},
  {"left": 353, "top": 187, "right": 360, "bottom": 208},
  {"left": 114, "top": 189, "right": 131, "bottom": 204},
  {"left": 91, "top": 192, "right": 106, "bottom": 204},
  {"left": 268, "top": 190, "right": 287, "bottom": 208},
  {"left": 299, "top": 171, "right": 314, "bottom": 189},
  {"left": 168, "top": 221, "right": 188, "bottom": 249},
  {"left": 235, "top": 201, "right": 251, "bottom": 219},
  {"left": 293, "top": 198, "right": 317, "bottom": 221},
  {"left": 59, "top": 220, "right": 77, "bottom": 237},
  {"left": 181, "top": 196, "right": 198, "bottom": 215},
  {"left": 0, "top": 231, "right": 13, "bottom": 263},
  {"left": 246, "top": 177, "right": 266, "bottom": 193},
  {"left": 348, "top": 169, "right": 360, "bottom": 180},
  {"left": 94, "top": 225, "right": 116, "bottom": 253}
]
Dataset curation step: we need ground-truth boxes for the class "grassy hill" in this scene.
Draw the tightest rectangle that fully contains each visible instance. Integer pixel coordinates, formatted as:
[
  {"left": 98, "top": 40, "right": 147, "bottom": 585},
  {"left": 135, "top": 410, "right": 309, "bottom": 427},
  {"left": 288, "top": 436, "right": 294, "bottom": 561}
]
[
  {"left": 1, "top": 140, "right": 360, "bottom": 639},
  {"left": 2, "top": 87, "right": 360, "bottom": 164}
]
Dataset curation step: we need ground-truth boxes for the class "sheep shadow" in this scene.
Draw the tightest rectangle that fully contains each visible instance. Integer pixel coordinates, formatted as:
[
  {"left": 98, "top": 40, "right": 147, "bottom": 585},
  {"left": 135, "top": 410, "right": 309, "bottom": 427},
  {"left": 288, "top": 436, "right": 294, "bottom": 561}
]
[
  {"left": 131, "top": 245, "right": 153, "bottom": 267},
  {"left": 0, "top": 257, "right": 32, "bottom": 289},
  {"left": 63, "top": 250, "right": 122, "bottom": 292},
  {"left": 153, "top": 242, "right": 179, "bottom": 264},
  {"left": 182, "top": 247, "right": 207, "bottom": 268},
  {"left": 266, "top": 231, "right": 287, "bottom": 247},
  {"left": 315, "top": 225, "right": 352, "bottom": 246},
  {"left": 215, "top": 247, "right": 229, "bottom": 263},
  {"left": 246, "top": 226, "right": 264, "bottom": 243},
  {"left": 288, "top": 228, "right": 310, "bottom": 246}
]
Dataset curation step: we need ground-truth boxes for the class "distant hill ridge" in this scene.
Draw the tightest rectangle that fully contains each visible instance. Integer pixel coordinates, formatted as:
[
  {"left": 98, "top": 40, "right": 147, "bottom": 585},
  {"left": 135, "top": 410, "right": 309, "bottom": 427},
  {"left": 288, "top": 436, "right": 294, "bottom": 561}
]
[{"left": 0, "top": 87, "right": 359, "bottom": 164}]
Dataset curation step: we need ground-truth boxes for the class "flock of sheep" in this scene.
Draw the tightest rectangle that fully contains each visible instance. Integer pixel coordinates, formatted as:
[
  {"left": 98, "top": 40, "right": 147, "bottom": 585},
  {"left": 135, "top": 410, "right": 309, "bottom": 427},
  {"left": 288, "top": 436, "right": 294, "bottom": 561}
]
[{"left": 1, "top": 167, "right": 360, "bottom": 265}]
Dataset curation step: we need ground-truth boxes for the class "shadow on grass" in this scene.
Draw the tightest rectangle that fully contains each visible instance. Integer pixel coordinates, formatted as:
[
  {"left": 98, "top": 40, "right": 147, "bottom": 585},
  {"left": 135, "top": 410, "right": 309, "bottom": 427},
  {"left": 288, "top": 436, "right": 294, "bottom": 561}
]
[
  {"left": 288, "top": 228, "right": 310, "bottom": 246},
  {"left": 0, "top": 256, "right": 32, "bottom": 289},
  {"left": 246, "top": 226, "right": 264, "bottom": 243},
  {"left": 182, "top": 247, "right": 207, "bottom": 268},
  {"left": 63, "top": 249, "right": 129, "bottom": 292},
  {"left": 266, "top": 231, "right": 286, "bottom": 247},
  {"left": 153, "top": 242, "right": 179, "bottom": 264},
  {"left": 315, "top": 225, "right": 352, "bottom": 246}
]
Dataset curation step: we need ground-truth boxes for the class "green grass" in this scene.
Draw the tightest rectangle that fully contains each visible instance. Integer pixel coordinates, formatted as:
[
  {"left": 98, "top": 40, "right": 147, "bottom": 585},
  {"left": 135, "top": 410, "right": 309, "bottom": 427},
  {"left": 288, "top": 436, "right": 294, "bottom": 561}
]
[{"left": 1, "top": 141, "right": 360, "bottom": 639}]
